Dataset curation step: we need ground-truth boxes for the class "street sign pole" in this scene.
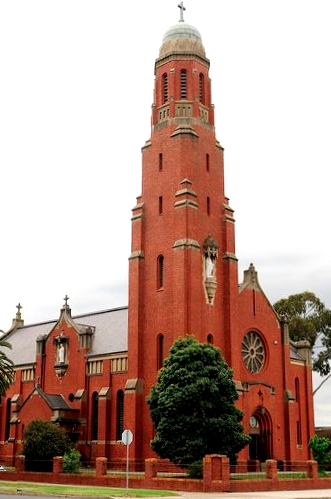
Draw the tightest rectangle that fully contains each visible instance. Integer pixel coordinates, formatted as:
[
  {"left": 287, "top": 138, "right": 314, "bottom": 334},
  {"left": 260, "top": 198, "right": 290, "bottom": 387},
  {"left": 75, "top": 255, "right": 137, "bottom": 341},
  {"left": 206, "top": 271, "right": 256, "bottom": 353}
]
[{"left": 122, "top": 429, "right": 133, "bottom": 493}]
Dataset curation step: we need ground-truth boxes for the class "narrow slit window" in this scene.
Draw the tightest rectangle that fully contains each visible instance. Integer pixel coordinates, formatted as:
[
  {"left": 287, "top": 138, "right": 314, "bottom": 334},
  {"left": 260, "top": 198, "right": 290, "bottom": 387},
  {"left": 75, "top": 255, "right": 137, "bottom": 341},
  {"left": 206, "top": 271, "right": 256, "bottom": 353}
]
[
  {"left": 91, "top": 392, "right": 98, "bottom": 441},
  {"left": 116, "top": 390, "right": 124, "bottom": 440},
  {"left": 162, "top": 73, "right": 168, "bottom": 104},
  {"left": 206, "top": 153, "right": 210, "bottom": 172},
  {"left": 159, "top": 153, "right": 163, "bottom": 171},
  {"left": 159, "top": 196, "right": 163, "bottom": 215},
  {"left": 180, "top": 69, "right": 187, "bottom": 99},
  {"left": 207, "top": 196, "right": 210, "bottom": 215},
  {"left": 199, "top": 73, "right": 205, "bottom": 104},
  {"left": 157, "top": 255, "right": 164, "bottom": 289},
  {"left": 157, "top": 334, "right": 164, "bottom": 370}
]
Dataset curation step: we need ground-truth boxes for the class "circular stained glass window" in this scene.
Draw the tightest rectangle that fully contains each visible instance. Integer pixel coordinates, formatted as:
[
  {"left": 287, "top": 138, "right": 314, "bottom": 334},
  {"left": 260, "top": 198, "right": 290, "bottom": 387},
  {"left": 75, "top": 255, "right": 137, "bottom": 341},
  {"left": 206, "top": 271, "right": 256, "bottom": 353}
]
[{"left": 242, "top": 331, "right": 265, "bottom": 373}]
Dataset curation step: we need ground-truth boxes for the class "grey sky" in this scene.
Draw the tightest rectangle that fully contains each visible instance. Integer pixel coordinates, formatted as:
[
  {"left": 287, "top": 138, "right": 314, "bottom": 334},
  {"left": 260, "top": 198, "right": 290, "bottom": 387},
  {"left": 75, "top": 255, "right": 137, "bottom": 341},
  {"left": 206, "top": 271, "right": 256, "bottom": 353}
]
[{"left": 1, "top": 0, "right": 330, "bottom": 425}]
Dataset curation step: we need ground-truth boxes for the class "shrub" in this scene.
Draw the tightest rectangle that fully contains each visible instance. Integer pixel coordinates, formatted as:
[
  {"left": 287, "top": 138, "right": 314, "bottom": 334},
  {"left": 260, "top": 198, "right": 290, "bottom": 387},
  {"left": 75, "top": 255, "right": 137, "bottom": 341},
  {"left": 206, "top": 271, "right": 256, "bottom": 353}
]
[{"left": 63, "top": 448, "right": 81, "bottom": 473}]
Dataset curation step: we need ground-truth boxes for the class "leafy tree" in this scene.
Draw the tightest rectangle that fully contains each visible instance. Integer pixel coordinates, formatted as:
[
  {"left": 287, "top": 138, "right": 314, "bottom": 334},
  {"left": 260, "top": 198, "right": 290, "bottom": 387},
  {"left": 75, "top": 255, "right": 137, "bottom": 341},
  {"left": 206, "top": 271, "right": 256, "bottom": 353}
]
[
  {"left": 147, "top": 336, "right": 250, "bottom": 467},
  {"left": 274, "top": 292, "right": 331, "bottom": 392},
  {"left": 0, "top": 338, "right": 14, "bottom": 396},
  {"left": 23, "top": 419, "right": 72, "bottom": 471},
  {"left": 308, "top": 434, "right": 331, "bottom": 470}
]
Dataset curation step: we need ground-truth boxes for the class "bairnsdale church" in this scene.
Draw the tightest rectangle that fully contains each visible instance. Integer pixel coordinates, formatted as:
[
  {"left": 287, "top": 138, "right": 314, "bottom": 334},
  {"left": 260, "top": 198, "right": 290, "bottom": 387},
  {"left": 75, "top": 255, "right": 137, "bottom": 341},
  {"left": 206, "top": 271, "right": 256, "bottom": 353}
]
[{"left": 0, "top": 4, "right": 314, "bottom": 466}]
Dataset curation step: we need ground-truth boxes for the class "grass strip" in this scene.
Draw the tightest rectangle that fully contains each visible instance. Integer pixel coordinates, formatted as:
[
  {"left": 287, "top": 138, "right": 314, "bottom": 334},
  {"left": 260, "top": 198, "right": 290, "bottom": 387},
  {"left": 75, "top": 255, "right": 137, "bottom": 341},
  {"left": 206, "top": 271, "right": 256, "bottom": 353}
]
[{"left": 0, "top": 481, "right": 178, "bottom": 497}]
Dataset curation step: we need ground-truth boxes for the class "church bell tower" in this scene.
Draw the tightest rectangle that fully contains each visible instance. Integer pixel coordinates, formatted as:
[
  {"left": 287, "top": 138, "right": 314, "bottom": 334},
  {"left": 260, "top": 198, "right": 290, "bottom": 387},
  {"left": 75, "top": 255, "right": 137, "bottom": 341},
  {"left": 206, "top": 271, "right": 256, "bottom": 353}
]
[{"left": 126, "top": 4, "right": 240, "bottom": 459}]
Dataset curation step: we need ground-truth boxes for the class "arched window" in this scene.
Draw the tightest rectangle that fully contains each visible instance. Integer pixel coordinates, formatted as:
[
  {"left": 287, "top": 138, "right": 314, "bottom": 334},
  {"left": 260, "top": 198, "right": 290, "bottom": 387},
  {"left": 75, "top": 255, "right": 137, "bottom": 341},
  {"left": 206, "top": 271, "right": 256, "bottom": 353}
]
[
  {"left": 5, "top": 398, "right": 11, "bottom": 441},
  {"left": 199, "top": 73, "right": 205, "bottom": 104},
  {"left": 180, "top": 69, "right": 187, "bottom": 99},
  {"left": 91, "top": 391, "right": 98, "bottom": 441},
  {"left": 207, "top": 334, "right": 214, "bottom": 344},
  {"left": 157, "top": 255, "right": 164, "bottom": 289},
  {"left": 162, "top": 73, "right": 168, "bottom": 104},
  {"left": 157, "top": 334, "right": 164, "bottom": 370},
  {"left": 116, "top": 390, "right": 124, "bottom": 440}
]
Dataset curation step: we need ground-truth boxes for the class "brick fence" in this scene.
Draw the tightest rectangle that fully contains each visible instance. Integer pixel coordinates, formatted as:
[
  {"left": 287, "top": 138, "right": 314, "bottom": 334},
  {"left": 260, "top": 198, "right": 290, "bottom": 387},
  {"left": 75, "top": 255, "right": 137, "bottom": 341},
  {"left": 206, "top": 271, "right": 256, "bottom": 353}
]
[{"left": 8, "top": 455, "right": 331, "bottom": 493}]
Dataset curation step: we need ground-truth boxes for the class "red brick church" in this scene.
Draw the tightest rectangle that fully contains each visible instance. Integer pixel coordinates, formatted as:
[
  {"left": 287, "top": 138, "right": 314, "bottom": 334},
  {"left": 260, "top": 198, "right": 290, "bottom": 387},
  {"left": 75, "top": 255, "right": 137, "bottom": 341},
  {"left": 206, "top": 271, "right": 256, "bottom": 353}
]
[{"left": 0, "top": 5, "right": 314, "bottom": 466}]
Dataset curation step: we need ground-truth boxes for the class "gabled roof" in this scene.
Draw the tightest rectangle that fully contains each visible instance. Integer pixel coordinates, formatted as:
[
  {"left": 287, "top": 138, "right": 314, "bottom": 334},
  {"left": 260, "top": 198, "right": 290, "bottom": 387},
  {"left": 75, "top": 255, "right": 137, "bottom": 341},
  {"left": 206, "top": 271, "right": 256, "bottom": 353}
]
[{"left": 4, "top": 306, "right": 128, "bottom": 367}]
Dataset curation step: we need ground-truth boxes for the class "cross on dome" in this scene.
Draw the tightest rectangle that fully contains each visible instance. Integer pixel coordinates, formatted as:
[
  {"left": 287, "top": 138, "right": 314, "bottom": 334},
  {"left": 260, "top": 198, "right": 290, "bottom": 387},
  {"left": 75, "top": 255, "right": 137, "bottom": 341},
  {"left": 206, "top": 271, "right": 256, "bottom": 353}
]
[
  {"left": 178, "top": 1, "right": 186, "bottom": 22},
  {"left": 63, "top": 294, "right": 69, "bottom": 306}
]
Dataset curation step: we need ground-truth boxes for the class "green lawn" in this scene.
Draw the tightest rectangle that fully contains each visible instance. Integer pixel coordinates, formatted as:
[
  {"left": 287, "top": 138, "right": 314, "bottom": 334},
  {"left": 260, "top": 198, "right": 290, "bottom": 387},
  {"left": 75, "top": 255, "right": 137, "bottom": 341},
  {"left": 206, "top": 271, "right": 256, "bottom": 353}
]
[{"left": 0, "top": 481, "right": 178, "bottom": 497}]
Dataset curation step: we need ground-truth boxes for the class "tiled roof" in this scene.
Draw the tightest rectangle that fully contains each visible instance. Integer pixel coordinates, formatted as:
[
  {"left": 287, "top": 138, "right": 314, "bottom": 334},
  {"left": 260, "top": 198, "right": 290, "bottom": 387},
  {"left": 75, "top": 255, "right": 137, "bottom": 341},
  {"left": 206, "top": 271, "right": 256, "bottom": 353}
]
[
  {"left": 4, "top": 307, "right": 128, "bottom": 367},
  {"left": 41, "top": 392, "right": 73, "bottom": 411}
]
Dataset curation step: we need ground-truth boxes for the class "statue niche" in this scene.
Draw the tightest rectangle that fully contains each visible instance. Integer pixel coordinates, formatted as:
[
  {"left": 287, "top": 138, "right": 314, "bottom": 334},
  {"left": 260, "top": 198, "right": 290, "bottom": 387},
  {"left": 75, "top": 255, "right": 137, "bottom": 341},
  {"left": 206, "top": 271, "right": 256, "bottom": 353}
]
[
  {"left": 54, "top": 331, "right": 69, "bottom": 377},
  {"left": 203, "top": 236, "right": 218, "bottom": 305}
]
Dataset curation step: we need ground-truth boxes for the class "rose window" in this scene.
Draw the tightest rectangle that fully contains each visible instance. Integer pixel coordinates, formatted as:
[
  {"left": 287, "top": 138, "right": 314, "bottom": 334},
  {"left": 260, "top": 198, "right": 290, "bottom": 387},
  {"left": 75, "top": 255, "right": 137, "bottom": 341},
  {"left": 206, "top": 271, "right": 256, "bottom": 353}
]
[{"left": 242, "top": 331, "right": 265, "bottom": 373}]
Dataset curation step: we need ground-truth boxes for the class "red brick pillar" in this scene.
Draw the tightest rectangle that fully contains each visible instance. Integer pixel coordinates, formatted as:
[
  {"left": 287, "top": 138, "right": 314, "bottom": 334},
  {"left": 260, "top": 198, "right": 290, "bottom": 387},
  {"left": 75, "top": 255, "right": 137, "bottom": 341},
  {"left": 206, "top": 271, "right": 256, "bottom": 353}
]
[
  {"left": 53, "top": 456, "right": 63, "bottom": 474},
  {"left": 220, "top": 455, "right": 230, "bottom": 492},
  {"left": 307, "top": 460, "right": 318, "bottom": 479},
  {"left": 203, "top": 454, "right": 230, "bottom": 492},
  {"left": 266, "top": 459, "right": 278, "bottom": 480},
  {"left": 15, "top": 455, "right": 25, "bottom": 472},
  {"left": 96, "top": 457, "right": 107, "bottom": 477},
  {"left": 203, "top": 455, "right": 213, "bottom": 492},
  {"left": 145, "top": 458, "right": 157, "bottom": 483}
]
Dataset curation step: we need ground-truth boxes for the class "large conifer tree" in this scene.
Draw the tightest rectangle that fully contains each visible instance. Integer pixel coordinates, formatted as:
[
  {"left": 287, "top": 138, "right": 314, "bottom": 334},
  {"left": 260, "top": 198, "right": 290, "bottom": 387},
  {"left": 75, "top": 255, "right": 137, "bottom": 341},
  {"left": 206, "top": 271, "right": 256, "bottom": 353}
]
[{"left": 147, "top": 336, "right": 250, "bottom": 466}]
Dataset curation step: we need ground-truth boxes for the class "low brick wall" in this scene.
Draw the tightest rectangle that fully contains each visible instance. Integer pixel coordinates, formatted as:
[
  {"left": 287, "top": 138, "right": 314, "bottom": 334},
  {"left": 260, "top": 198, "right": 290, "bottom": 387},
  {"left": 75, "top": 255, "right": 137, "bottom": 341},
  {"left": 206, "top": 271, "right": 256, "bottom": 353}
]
[{"left": 5, "top": 455, "right": 331, "bottom": 493}]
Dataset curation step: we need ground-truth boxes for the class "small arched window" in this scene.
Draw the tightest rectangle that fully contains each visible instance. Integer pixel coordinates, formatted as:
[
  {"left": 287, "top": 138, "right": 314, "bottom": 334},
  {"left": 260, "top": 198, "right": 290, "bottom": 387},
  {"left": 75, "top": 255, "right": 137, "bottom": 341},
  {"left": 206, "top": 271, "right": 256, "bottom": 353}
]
[
  {"left": 157, "top": 334, "right": 164, "bottom": 370},
  {"left": 162, "top": 73, "right": 168, "bottom": 104},
  {"left": 180, "top": 69, "right": 187, "bottom": 99},
  {"left": 199, "top": 73, "right": 205, "bottom": 104},
  {"left": 207, "top": 334, "right": 214, "bottom": 344},
  {"left": 91, "top": 391, "right": 99, "bottom": 441},
  {"left": 157, "top": 255, "right": 164, "bottom": 289},
  {"left": 116, "top": 390, "right": 124, "bottom": 440}
]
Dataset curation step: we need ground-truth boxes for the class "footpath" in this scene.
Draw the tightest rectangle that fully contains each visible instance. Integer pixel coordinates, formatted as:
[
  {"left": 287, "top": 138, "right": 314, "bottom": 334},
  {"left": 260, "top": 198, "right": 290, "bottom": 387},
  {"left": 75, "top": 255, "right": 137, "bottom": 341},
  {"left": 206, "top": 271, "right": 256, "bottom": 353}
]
[{"left": 171, "top": 489, "right": 331, "bottom": 499}]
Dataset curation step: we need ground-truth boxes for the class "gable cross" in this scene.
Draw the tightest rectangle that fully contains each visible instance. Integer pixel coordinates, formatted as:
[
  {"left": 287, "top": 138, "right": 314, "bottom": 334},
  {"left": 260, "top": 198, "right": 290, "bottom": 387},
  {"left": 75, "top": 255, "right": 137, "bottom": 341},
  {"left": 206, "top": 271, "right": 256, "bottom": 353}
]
[
  {"left": 16, "top": 302, "right": 22, "bottom": 319},
  {"left": 178, "top": 1, "right": 186, "bottom": 22}
]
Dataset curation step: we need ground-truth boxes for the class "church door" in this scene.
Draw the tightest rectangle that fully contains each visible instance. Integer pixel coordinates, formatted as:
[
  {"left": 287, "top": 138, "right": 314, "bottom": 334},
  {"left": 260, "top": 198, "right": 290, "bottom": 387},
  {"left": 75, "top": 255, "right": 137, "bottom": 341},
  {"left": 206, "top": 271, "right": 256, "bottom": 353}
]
[{"left": 248, "top": 410, "right": 273, "bottom": 462}]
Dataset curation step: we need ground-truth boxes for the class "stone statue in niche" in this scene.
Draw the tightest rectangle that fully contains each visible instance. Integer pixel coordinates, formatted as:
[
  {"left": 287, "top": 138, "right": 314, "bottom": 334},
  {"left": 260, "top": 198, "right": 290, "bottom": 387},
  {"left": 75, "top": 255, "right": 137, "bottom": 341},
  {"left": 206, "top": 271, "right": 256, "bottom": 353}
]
[
  {"left": 57, "top": 343, "right": 66, "bottom": 364},
  {"left": 203, "top": 236, "right": 218, "bottom": 305},
  {"left": 205, "top": 252, "right": 215, "bottom": 278}
]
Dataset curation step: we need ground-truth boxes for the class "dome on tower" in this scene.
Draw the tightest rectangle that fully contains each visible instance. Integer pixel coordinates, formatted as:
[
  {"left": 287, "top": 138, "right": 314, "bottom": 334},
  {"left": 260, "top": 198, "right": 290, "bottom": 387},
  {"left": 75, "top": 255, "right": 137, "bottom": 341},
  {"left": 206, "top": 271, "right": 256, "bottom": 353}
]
[{"left": 159, "top": 21, "right": 206, "bottom": 58}]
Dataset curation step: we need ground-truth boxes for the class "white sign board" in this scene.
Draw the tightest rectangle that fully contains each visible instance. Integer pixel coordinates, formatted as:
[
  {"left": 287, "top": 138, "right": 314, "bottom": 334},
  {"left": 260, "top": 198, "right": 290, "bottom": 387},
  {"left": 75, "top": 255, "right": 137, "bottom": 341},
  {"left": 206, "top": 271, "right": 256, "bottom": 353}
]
[{"left": 122, "top": 429, "right": 133, "bottom": 446}]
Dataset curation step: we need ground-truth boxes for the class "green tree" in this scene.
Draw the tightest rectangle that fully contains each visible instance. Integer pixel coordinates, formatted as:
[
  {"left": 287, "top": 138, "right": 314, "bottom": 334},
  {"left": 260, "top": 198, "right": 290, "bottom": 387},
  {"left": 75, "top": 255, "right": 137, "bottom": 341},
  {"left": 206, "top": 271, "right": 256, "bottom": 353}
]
[
  {"left": 274, "top": 292, "right": 331, "bottom": 393},
  {"left": 147, "top": 336, "right": 250, "bottom": 467},
  {"left": 23, "top": 419, "right": 72, "bottom": 471},
  {"left": 0, "top": 338, "right": 14, "bottom": 396},
  {"left": 308, "top": 434, "right": 331, "bottom": 470}
]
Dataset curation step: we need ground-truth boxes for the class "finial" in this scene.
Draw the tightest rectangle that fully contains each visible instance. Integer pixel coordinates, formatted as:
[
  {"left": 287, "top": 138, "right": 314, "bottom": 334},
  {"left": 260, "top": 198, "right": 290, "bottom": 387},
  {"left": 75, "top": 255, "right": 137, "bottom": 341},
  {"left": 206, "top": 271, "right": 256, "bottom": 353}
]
[
  {"left": 63, "top": 294, "right": 69, "bottom": 307},
  {"left": 16, "top": 303, "right": 22, "bottom": 320},
  {"left": 178, "top": 1, "right": 186, "bottom": 22}
]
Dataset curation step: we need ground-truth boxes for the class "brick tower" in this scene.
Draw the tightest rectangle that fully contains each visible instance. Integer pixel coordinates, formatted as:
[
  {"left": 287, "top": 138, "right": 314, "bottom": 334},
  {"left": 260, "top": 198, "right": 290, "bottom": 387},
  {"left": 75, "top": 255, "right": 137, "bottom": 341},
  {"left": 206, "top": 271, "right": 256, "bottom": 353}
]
[{"left": 125, "top": 6, "right": 241, "bottom": 460}]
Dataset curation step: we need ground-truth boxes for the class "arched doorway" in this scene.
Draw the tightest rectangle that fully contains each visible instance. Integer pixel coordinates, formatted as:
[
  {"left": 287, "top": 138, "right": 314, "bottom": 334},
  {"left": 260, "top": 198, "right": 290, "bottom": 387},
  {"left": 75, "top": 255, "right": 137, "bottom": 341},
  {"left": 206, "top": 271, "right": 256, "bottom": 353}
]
[{"left": 249, "top": 406, "right": 273, "bottom": 462}]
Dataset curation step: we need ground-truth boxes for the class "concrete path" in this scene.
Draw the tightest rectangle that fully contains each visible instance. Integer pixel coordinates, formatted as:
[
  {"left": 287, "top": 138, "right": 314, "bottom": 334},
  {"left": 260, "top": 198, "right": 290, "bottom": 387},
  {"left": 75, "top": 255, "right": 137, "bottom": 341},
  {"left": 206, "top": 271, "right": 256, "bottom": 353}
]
[{"left": 170, "top": 489, "right": 331, "bottom": 499}]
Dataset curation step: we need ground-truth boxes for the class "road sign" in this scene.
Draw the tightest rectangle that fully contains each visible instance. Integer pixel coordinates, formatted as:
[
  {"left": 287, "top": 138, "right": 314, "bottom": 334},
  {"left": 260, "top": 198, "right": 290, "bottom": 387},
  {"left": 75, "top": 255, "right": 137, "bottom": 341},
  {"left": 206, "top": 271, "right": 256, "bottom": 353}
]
[{"left": 122, "top": 429, "right": 133, "bottom": 446}]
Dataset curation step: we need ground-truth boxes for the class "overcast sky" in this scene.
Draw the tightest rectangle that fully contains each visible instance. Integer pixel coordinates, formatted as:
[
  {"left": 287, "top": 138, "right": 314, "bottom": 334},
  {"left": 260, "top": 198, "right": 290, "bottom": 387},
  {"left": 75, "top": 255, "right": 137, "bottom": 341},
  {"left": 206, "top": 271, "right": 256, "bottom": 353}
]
[{"left": 1, "top": 1, "right": 330, "bottom": 425}]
